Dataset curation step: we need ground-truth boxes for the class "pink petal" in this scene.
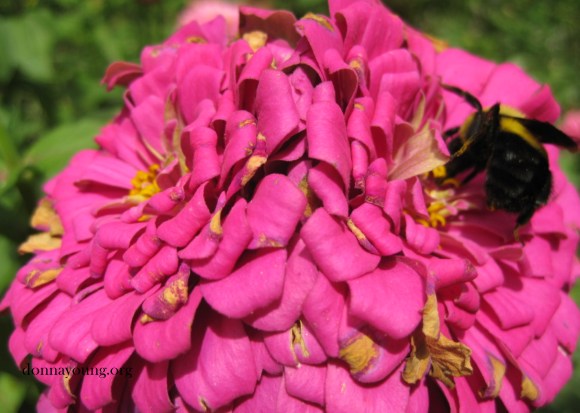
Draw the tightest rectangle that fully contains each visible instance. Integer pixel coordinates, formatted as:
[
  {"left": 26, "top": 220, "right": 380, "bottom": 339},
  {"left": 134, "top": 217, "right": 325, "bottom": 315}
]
[
  {"left": 9, "top": 328, "right": 28, "bottom": 367},
  {"left": 350, "top": 203, "right": 402, "bottom": 256},
  {"left": 79, "top": 342, "right": 134, "bottom": 410},
  {"left": 102, "top": 61, "right": 142, "bottom": 91},
  {"left": 302, "top": 274, "right": 347, "bottom": 357},
  {"left": 130, "top": 245, "right": 179, "bottom": 293},
  {"left": 308, "top": 162, "right": 349, "bottom": 218},
  {"left": 177, "top": 64, "right": 223, "bottom": 124},
  {"left": 123, "top": 219, "right": 162, "bottom": 268},
  {"left": 187, "top": 126, "right": 221, "bottom": 190},
  {"left": 307, "top": 82, "right": 352, "bottom": 190},
  {"left": 49, "top": 289, "right": 112, "bottom": 363},
  {"left": 247, "top": 174, "right": 306, "bottom": 248},
  {"left": 220, "top": 111, "right": 257, "bottom": 187},
  {"left": 276, "top": 377, "right": 325, "bottom": 413},
  {"left": 325, "top": 362, "right": 410, "bottom": 413},
  {"left": 245, "top": 239, "right": 318, "bottom": 331},
  {"left": 263, "top": 322, "right": 327, "bottom": 366},
  {"left": 233, "top": 374, "right": 281, "bottom": 413},
  {"left": 403, "top": 213, "right": 440, "bottom": 254},
  {"left": 255, "top": 70, "right": 300, "bottom": 154},
  {"left": 157, "top": 183, "right": 211, "bottom": 247},
  {"left": 301, "top": 208, "right": 380, "bottom": 282},
  {"left": 541, "top": 348, "right": 573, "bottom": 404},
  {"left": 333, "top": 1, "right": 403, "bottom": 59},
  {"left": 132, "top": 361, "right": 174, "bottom": 413},
  {"left": 92, "top": 289, "right": 158, "bottom": 346},
  {"left": 133, "top": 288, "right": 202, "bottom": 362},
  {"left": 348, "top": 260, "right": 424, "bottom": 339},
  {"left": 201, "top": 249, "right": 287, "bottom": 319},
  {"left": 24, "top": 292, "right": 71, "bottom": 361},
  {"left": 173, "top": 309, "right": 258, "bottom": 411},
  {"left": 551, "top": 293, "right": 580, "bottom": 353},
  {"left": 103, "top": 259, "right": 133, "bottom": 299},
  {"left": 188, "top": 198, "right": 253, "bottom": 279},
  {"left": 284, "top": 364, "right": 326, "bottom": 406}
]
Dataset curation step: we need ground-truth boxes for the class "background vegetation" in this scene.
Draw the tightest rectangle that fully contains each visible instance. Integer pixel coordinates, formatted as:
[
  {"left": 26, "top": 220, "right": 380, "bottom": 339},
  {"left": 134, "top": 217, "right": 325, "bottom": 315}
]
[{"left": 0, "top": 0, "right": 578, "bottom": 411}]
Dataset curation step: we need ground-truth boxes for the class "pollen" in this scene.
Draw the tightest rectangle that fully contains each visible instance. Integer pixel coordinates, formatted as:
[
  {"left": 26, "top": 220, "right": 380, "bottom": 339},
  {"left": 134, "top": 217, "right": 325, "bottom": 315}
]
[
  {"left": 339, "top": 333, "right": 378, "bottom": 374},
  {"left": 129, "top": 164, "right": 160, "bottom": 200}
]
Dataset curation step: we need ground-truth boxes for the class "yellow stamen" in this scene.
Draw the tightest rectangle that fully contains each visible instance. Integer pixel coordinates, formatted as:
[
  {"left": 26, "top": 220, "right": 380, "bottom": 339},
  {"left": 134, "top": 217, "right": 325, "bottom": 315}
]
[
  {"left": 432, "top": 165, "right": 447, "bottom": 178},
  {"left": 129, "top": 164, "right": 161, "bottom": 200}
]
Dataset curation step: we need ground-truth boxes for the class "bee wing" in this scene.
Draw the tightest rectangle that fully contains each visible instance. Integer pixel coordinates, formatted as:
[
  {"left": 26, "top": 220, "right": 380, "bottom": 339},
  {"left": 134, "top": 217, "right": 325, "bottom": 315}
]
[{"left": 511, "top": 118, "right": 577, "bottom": 150}]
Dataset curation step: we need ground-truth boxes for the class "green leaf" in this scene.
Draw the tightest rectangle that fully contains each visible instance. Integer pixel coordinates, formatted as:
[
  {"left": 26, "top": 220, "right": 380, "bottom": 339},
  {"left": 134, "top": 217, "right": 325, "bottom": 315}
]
[
  {"left": 23, "top": 118, "right": 101, "bottom": 179},
  {"left": 1, "top": 11, "right": 55, "bottom": 82},
  {"left": 0, "top": 234, "right": 19, "bottom": 293},
  {"left": 0, "top": 372, "right": 27, "bottom": 413}
]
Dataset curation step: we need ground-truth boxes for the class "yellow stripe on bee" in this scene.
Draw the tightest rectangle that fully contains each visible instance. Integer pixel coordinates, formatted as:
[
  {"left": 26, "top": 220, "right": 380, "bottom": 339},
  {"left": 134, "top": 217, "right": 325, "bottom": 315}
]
[{"left": 499, "top": 117, "right": 545, "bottom": 153}]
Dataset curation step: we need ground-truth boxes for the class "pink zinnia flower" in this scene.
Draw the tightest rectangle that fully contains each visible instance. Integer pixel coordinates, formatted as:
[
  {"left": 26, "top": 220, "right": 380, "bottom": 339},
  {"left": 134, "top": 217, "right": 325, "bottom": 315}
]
[{"left": 2, "top": 0, "right": 579, "bottom": 411}]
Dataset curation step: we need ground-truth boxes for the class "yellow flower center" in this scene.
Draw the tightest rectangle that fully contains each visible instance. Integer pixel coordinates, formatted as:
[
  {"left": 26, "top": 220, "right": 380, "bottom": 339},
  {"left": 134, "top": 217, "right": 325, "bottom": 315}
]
[{"left": 129, "top": 164, "right": 160, "bottom": 200}]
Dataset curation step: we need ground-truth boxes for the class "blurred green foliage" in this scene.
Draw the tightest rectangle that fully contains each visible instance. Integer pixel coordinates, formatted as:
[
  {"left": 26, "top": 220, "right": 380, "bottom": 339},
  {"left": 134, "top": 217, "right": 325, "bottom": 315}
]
[{"left": 0, "top": 0, "right": 579, "bottom": 411}]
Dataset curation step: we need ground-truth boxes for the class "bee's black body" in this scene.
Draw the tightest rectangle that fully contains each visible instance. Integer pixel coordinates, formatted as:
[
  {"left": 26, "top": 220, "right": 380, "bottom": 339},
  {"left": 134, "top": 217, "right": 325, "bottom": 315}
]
[{"left": 438, "top": 84, "right": 577, "bottom": 228}]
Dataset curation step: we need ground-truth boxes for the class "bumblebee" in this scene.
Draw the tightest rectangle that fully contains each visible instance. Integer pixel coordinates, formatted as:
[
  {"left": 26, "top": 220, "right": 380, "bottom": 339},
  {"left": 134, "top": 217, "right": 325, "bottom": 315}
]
[{"left": 435, "top": 84, "right": 577, "bottom": 229}]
